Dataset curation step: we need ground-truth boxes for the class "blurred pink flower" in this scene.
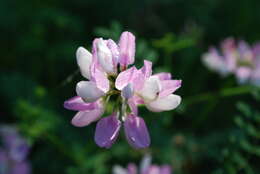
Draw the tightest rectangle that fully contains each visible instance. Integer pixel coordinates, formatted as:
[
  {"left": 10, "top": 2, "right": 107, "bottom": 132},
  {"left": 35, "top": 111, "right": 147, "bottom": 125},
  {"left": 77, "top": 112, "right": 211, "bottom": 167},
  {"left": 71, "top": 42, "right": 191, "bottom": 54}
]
[
  {"left": 64, "top": 31, "right": 182, "bottom": 149},
  {"left": 113, "top": 154, "right": 172, "bottom": 174},
  {"left": 0, "top": 125, "right": 31, "bottom": 174},
  {"left": 202, "top": 38, "right": 260, "bottom": 86}
]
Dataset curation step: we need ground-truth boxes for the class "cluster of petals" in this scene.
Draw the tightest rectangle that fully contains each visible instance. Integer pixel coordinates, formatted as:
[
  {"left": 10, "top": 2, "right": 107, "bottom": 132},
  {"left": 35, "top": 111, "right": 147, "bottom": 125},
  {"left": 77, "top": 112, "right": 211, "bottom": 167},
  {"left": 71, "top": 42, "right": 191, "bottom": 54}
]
[
  {"left": 0, "top": 125, "right": 31, "bottom": 174},
  {"left": 113, "top": 154, "right": 172, "bottom": 174},
  {"left": 202, "top": 38, "right": 260, "bottom": 85},
  {"left": 64, "top": 31, "right": 182, "bottom": 149}
]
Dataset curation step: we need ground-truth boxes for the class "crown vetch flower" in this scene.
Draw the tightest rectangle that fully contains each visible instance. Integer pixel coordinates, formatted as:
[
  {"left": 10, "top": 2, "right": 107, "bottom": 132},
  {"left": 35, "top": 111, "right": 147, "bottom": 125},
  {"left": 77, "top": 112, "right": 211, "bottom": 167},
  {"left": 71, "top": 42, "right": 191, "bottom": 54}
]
[
  {"left": 112, "top": 154, "right": 172, "bottom": 174},
  {"left": 202, "top": 38, "right": 260, "bottom": 86},
  {"left": 64, "top": 31, "right": 182, "bottom": 148}
]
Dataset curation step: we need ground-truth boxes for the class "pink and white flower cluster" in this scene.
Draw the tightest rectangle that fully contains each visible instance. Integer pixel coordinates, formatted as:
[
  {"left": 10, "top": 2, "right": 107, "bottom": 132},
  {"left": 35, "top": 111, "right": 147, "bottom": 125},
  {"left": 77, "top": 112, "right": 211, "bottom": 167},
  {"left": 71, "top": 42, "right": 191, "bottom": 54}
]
[
  {"left": 113, "top": 154, "right": 172, "bottom": 174},
  {"left": 202, "top": 38, "right": 260, "bottom": 85},
  {"left": 64, "top": 31, "right": 182, "bottom": 149}
]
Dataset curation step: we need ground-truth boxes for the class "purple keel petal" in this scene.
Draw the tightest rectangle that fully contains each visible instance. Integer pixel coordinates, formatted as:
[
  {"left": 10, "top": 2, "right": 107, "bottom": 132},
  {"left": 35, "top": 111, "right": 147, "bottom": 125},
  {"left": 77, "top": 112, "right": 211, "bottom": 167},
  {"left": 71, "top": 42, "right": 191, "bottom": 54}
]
[
  {"left": 64, "top": 96, "right": 96, "bottom": 111},
  {"left": 94, "top": 115, "right": 121, "bottom": 148},
  {"left": 124, "top": 114, "right": 150, "bottom": 149},
  {"left": 119, "top": 31, "right": 136, "bottom": 68}
]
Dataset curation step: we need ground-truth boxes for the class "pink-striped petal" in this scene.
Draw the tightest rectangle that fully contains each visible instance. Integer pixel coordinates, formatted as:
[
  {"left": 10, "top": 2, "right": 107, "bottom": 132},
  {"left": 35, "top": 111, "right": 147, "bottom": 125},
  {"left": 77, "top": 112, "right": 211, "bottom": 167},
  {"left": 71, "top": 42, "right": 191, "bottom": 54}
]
[
  {"left": 96, "top": 38, "right": 114, "bottom": 73},
  {"left": 115, "top": 67, "right": 136, "bottom": 90},
  {"left": 153, "top": 72, "right": 172, "bottom": 80},
  {"left": 107, "top": 39, "right": 120, "bottom": 69},
  {"left": 64, "top": 96, "right": 96, "bottom": 111},
  {"left": 141, "top": 60, "right": 152, "bottom": 78},
  {"left": 71, "top": 102, "right": 103, "bottom": 127},
  {"left": 119, "top": 31, "right": 136, "bottom": 68},
  {"left": 159, "top": 80, "right": 182, "bottom": 98},
  {"left": 124, "top": 114, "right": 150, "bottom": 149},
  {"left": 132, "top": 69, "right": 145, "bottom": 91},
  {"left": 92, "top": 67, "right": 110, "bottom": 93}
]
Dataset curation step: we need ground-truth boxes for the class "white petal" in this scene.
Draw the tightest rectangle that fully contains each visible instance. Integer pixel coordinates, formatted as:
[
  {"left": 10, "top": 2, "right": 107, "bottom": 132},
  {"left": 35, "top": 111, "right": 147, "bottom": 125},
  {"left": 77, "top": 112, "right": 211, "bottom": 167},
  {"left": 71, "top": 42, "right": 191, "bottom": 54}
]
[
  {"left": 76, "top": 81, "right": 105, "bottom": 102},
  {"left": 146, "top": 94, "right": 181, "bottom": 112},
  {"left": 138, "top": 76, "right": 161, "bottom": 101},
  {"left": 96, "top": 39, "right": 114, "bottom": 73},
  {"left": 76, "top": 47, "right": 92, "bottom": 79}
]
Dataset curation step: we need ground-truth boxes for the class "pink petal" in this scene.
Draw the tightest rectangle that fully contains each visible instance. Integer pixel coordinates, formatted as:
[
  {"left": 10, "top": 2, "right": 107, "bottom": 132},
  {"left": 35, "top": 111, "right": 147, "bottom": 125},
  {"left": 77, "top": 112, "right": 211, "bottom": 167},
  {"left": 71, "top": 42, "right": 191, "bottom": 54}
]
[
  {"left": 119, "top": 31, "right": 136, "bottom": 68},
  {"left": 132, "top": 69, "right": 145, "bottom": 91},
  {"left": 94, "top": 114, "right": 121, "bottom": 148},
  {"left": 107, "top": 39, "right": 120, "bottom": 69},
  {"left": 91, "top": 68, "right": 110, "bottom": 93},
  {"left": 96, "top": 38, "right": 114, "bottom": 73},
  {"left": 153, "top": 72, "right": 172, "bottom": 80},
  {"left": 124, "top": 114, "right": 150, "bottom": 149},
  {"left": 128, "top": 95, "right": 145, "bottom": 115},
  {"left": 141, "top": 60, "right": 152, "bottom": 78},
  {"left": 159, "top": 80, "right": 182, "bottom": 98},
  {"left": 115, "top": 67, "right": 136, "bottom": 90},
  {"left": 71, "top": 101, "right": 103, "bottom": 127},
  {"left": 64, "top": 96, "right": 96, "bottom": 111}
]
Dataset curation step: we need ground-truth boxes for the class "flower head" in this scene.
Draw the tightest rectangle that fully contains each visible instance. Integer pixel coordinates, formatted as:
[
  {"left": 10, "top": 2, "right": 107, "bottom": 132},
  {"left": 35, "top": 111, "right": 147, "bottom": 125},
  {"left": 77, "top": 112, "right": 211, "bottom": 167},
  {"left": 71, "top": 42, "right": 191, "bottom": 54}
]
[
  {"left": 202, "top": 38, "right": 260, "bottom": 86},
  {"left": 64, "top": 31, "right": 182, "bottom": 148}
]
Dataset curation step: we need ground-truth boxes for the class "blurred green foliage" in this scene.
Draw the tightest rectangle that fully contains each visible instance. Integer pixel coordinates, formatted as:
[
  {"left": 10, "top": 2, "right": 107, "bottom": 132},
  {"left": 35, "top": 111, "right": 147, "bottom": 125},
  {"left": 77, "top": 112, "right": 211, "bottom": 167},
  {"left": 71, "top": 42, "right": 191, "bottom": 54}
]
[{"left": 1, "top": 0, "right": 260, "bottom": 173}]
